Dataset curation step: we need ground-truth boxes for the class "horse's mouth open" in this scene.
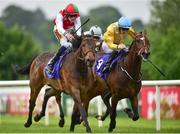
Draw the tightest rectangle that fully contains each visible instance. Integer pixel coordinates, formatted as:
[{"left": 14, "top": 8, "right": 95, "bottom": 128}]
[{"left": 141, "top": 52, "right": 150, "bottom": 61}]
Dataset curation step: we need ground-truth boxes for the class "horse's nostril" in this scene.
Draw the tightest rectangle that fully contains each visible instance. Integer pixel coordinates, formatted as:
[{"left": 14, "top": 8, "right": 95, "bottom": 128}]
[{"left": 142, "top": 52, "right": 149, "bottom": 59}]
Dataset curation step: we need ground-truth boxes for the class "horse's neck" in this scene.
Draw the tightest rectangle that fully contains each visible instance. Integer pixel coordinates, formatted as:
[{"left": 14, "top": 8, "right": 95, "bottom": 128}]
[
  {"left": 123, "top": 49, "right": 142, "bottom": 78},
  {"left": 74, "top": 50, "right": 88, "bottom": 76}
]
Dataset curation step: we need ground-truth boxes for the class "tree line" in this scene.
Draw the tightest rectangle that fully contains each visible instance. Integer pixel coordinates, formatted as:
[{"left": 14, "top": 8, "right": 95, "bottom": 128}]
[{"left": 0, "top": 0, "right": 179, "bottom": 80}]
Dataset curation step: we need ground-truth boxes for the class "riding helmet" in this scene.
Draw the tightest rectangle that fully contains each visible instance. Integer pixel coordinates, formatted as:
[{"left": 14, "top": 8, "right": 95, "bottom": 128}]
[{"left": 118, "top": 16, "right": 132, "bottom": 28}]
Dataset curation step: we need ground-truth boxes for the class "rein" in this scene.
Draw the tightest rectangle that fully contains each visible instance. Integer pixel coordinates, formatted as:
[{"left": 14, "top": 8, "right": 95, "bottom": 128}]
[
  {"left": 117, "top": 35, "right": 147, "bottom": 83},
  {"left": 120, "top": 66, "right": 142, "bottom": 83}
]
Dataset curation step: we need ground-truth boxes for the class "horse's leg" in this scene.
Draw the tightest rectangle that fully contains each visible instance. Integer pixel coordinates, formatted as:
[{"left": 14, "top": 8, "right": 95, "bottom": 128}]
[
  {"left": 55, "top": 92, "right": 65, "bottom": 127},
  {"left": 70, "top": 103, "right": 81, "bottom": 132},
  {"left": 108, "top": 95, "right": 118, "bottom": 132},
  {"left": 24, "top": 83, "right": 42, "bottom": 128},
  {"left": 95, "top": 90, "right": 111, "bottom": 121},
  {"left": 71, "top": 89, "right": 92, "bottom": 133},
  {"left": 34, "top": 88, "right": 58, "bottom": 122},
  {"left": 123, "top": 107, "right": 134, "bottom": 119},
  {"left": 129, "top": 95, "right": 139, "bottom": 121},
  {"left": 80, "top": 98, "right": 90, "bottom": 126}
]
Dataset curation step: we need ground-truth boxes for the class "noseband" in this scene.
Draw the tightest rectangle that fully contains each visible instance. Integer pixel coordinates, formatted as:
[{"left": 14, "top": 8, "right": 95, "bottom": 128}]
[{"left": 77, "top": 38, "right": 95, "bottom": 61}]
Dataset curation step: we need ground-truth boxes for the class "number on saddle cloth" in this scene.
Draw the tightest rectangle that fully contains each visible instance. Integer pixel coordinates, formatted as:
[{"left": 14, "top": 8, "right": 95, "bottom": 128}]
[{"left": 94, "top": 49, "right": 128, "bottom": 80}]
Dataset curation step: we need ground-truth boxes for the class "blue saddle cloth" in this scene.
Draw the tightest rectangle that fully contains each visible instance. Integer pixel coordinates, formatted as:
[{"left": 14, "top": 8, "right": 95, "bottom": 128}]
[
  {"left": 45, "top": 50, "right": 71, "bottom": 79},
  {"left": 94, "top": 49, "right": 128, "bottom": 80}
]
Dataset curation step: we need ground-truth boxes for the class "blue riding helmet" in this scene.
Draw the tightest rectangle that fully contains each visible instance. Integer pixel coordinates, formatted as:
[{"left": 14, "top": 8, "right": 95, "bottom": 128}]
[{"left": 118, "top": 16, "right": 132, "bottom": 28}]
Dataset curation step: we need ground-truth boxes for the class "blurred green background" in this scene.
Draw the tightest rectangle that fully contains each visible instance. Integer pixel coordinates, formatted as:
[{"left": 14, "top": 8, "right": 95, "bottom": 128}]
[{"left": 0, "top": 0, "right": 180, "bottom": 80}]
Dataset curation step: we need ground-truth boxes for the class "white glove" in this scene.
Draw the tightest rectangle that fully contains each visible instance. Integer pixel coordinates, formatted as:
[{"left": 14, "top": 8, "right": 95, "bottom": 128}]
[
  {"left": 65, "top": 33, "right": 74, "bottom": 42},
  {"left": 117, "top": 43, "right": 126, "bottom": 49},
  {"left": 66, "top": 42, "right": 72, "bottom": 48}
]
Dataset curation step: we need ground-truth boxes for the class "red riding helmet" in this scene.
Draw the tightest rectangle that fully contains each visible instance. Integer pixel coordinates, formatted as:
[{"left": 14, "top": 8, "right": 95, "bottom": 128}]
[{"left": 65, "top": 3, "right": 79, "bottom": 15}]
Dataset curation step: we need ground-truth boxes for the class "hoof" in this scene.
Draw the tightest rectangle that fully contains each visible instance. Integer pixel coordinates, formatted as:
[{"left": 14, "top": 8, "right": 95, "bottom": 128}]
[
  {"left": 108, "top": 128, "right": 113, "bottom": 133},
  {"left": 34, "top": 114, "right": 41, "bottom": 122},
  {"left": 123, "top": 108, "right": 134, "bottom": 118},
  {"left": 58, "top": 119, "right": 65, "bottom": 127},
  {"left": 24, "top": 121, "right": 32, "bottom": 128},
  {"left": 132, "top": 115, "right": 139, "bottom": 121},
  {"left": 86, "top": 128, "right": 92, "bottom": 133}
]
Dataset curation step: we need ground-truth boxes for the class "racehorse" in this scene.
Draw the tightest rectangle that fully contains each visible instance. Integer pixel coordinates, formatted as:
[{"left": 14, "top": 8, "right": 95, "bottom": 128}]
[
  {"left": 52, "top": 32, "right": 150, "bottom": 132},
  {"left": 14, "top": 35, "right": 97, "bottom": 133},
  {"left": 29, "top": 37, "right": 112, "bottom": 131},
  {"left": 98, "top": 32, "right": 150, "bottom": 132},
  {"left": 34, "top": 32, "right": 150, "bottom": 133}
]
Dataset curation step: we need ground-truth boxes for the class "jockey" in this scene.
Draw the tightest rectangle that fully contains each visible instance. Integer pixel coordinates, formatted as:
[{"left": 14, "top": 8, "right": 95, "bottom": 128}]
[
  {"left": 102, "top": 16, "right": 136, "bottom": 73},
  {"left": 84, "top": 25, "right": 103, "bottom": 52},
  {"left": 47, "top": 3, "right": 81, "bottom": 73},
  {"left": 84, "top": 25, "right": 103, "bottom": 41}
]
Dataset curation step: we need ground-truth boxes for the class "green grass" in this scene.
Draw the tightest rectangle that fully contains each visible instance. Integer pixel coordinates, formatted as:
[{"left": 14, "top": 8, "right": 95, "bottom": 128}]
[{"left": 0, "top": 115, "right": 180, "bottom": 133}]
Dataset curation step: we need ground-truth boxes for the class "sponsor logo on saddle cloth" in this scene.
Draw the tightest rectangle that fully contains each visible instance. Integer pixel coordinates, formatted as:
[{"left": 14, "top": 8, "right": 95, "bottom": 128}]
[
  {"left": 45, "top": 50, "right": 71, "bottom": 79},
  {"left": 94, "top": 49, "right": 128, "bottom": 80}
]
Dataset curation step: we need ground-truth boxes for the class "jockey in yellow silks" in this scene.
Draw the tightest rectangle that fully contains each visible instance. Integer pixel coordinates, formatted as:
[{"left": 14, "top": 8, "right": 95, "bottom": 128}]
[{"left": 102, "top": 16, "right": 137, "bottom": 73}]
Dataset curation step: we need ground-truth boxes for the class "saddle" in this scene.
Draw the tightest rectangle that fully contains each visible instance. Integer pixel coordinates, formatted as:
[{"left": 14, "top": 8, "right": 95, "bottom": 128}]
[
  {"left": 45, "top": 49, "right": 72, "bottom": 79},
  {"left": 94, "top": 49, "right": 128, "bottom": 80}
]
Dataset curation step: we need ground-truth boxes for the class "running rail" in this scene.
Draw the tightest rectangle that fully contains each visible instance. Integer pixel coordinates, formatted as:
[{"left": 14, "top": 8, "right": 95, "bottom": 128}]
[{"left": 0, "top": 80, "right": 180, "bottom": 131}]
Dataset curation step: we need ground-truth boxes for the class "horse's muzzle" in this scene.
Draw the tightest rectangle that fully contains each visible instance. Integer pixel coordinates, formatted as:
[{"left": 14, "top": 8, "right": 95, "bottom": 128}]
[
  {"left": 86, "top": 59, "right": 94, "bottom": 67},
  {"left": 141, "top": 52, "right": 150, "bottom": 61}
]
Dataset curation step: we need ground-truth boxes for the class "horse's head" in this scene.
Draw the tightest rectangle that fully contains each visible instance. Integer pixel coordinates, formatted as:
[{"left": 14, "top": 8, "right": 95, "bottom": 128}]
[
  {"left": 130, "top": 32, "right": 150, "bottom": 61},
  {"left": 77, "top": 36, "right": 96, "bottom": 67}
]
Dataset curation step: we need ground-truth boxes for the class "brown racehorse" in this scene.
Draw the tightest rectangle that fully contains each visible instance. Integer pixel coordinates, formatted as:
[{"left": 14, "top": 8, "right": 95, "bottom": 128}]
[
  {"left": 30, "top": 38, "right": 112, "bottom": 131},
  {"left": 14, "top": 36, "right": 97, "bottom": 133},
  {"left": 71, "top": 32, "right": 150, "bottom": 132},
  {"left": 98, "top": 32, "right": 150, "bottom": 132},
  {"left": 34, "top": 32, "right": 150, "bottom": 132}
]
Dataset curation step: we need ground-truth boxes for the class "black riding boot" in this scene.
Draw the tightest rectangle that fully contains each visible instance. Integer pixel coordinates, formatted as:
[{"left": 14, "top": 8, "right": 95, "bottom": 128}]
[
  {"left": 102, "top": 51, "right": 118, "bottom": 73},
  {"left": 47, "top": 46, "right": 66, "bottom": 73}
]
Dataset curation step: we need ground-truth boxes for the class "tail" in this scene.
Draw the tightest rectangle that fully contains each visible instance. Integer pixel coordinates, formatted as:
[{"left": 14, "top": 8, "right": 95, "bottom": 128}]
[{"left": 12, "top": 56, "right": 37, "bottom": 75}]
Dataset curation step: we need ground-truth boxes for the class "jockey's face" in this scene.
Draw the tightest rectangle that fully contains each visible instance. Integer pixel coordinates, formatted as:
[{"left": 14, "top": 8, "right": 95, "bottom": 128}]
[
  {"left": 67, "top": 14, "right": 76, "bottom": 22},
  {"left": 119, "top": 27, "right": 129, "bottom": 34}
]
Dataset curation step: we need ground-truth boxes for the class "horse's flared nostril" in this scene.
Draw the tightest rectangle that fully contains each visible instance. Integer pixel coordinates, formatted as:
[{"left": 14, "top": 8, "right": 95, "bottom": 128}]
[{"left": 141, "top": 52, "right": 150, "bottom": 60}]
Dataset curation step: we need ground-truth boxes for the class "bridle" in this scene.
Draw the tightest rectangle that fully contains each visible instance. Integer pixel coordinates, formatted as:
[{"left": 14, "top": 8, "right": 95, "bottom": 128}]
[
  {"left": 119, "top": 33, "right": 149, "bottom": 83},
  {"left": 77, "top": 38, "right": 95, "bottom": 61}
]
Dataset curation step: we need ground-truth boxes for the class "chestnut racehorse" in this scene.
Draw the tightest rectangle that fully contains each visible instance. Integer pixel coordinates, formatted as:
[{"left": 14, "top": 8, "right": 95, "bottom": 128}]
[
  {"left": 15, "top": 36, "right": 97, "bottom": 133},
  {"left": 100, "top": 32, "right": 150, "bottom": 132}
]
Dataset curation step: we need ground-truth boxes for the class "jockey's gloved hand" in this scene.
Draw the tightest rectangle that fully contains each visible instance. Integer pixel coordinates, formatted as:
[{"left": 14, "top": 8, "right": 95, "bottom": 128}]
[
  {"left": 65, "top": 33, "right": 75, "bottom": 42},
  {"left": 117, "top": 43, "right": 126, "bottom": 49}
]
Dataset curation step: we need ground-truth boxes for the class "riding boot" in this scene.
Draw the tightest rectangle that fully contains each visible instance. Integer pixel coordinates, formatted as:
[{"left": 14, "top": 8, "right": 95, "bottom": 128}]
[
  {"left": 47, "top": 46, "right": 66, "bottom": 73},
  {"left": 102, "top": 51, "right": 118, "bottom": 73}
]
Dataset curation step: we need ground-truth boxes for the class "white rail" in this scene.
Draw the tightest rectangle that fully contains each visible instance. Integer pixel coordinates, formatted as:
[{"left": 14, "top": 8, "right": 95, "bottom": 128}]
[
  {"left": 0, "top": 80, "right": 180, "bottom": 131},
  {"left": 142, "top": 80, "right": 180, "bottom": 131}
]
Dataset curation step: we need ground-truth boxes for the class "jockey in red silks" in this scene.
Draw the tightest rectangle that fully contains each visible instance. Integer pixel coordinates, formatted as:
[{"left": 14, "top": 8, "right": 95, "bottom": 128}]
[{"left": 47, "top": 3, "right": 81, "bottom": 73}]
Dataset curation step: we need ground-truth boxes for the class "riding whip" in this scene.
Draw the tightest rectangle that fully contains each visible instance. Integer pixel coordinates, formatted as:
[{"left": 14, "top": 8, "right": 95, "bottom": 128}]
[
  {"left": 74, "top": 18, "right": 90, "bottom": 33},
  {"left": 147, "top": 59, "right": 166, "bottom": 77}
]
